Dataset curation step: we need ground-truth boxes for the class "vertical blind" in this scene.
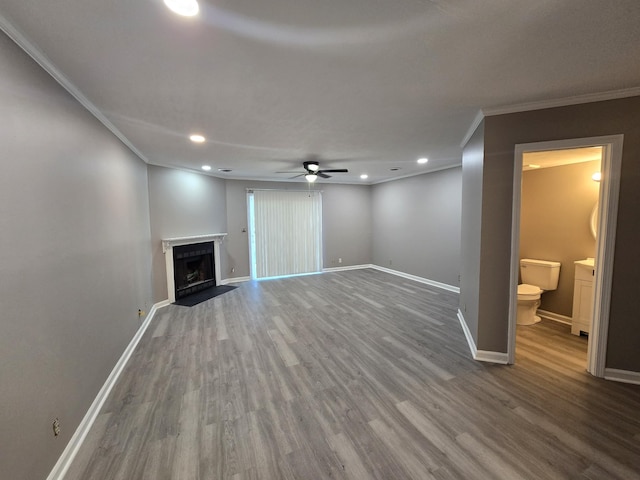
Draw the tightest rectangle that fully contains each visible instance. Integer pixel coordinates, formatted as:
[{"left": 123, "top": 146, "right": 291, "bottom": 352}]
[{"left": 250, "top": 189, "right": 322, "bottom": 279}]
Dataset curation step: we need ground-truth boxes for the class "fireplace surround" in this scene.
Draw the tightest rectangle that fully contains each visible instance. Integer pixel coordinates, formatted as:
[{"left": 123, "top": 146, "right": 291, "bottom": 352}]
[{"left": 162, "top": 233, "right": 227, "bottom": 303}]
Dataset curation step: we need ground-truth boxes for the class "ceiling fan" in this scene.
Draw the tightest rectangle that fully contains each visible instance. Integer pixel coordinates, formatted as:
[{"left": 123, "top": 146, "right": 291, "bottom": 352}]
[{"left": 278, "top": 160, "right": 349, "bottom": 182}]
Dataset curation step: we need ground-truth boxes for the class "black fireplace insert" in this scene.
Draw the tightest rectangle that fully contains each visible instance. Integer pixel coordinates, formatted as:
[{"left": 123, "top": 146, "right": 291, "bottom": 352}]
[{"left": 173, "top": 242, "right": 215, "bottom": 299}]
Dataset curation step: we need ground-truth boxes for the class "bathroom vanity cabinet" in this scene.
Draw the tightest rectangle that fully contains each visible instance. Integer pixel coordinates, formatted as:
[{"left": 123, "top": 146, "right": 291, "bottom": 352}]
[{"left": 571, "top": 259, "right": 595, "bottom": 336}]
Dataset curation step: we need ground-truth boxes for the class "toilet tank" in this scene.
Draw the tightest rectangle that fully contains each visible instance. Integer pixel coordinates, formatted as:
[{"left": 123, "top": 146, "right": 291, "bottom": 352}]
[{"left": 520, "top": 259, "right": 561, "bottom": 290}]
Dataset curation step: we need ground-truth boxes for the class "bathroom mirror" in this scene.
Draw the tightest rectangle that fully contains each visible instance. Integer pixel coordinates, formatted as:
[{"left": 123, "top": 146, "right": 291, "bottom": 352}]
[{"left": 590, "top": 202, "right": 598, "bottom": 239}]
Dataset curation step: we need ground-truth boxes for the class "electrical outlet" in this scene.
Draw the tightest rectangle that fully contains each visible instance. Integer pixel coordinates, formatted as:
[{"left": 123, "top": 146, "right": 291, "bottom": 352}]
[
  {"left": 338, "top": 258, "right": 342, "bottom": 264},
  {"left": 231, "top": 267, "right": 235, "bottom": 273},
  {"left": 52, "top": 418, "right": 60, "bottom": 437},
  {"left": 389, "top": 259, "right": 393, "bottom": 266}
]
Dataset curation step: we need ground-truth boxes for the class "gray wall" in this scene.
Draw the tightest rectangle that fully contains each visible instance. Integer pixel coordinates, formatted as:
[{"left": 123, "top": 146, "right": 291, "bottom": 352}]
[
  {"left": 460, "top": 121, "right": 485, "bottom": 342},
  {"left": 0, "top": 31, "right": 153, "bottom": 480},
  {"left": 321, "top": 183, "right": 373, "bottom": 269},
  {"left": 147, "top": 165, "right": 227, "bottom": 302},
  {"left": 465, "top": 96, "right": 640, "bottom": 371},
  {"left": 520, "top": 161, "right": 599, "bottom": 316},
  {"left": 371, "top": 168, "right": 462, "bottom": 287},
  {"left": 225, "top": 180, "right": 373, "bottom": 279}
]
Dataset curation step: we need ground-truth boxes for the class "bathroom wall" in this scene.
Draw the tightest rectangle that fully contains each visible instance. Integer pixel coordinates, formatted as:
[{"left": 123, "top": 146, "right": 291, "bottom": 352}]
[{"left": 520, "top": 160, "right": 600, "bottom": 317}]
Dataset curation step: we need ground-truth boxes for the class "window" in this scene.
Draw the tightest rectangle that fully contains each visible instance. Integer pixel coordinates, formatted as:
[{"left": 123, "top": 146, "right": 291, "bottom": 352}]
[{"left": 248, "top": 189, "right": 322, "bottom": 279}]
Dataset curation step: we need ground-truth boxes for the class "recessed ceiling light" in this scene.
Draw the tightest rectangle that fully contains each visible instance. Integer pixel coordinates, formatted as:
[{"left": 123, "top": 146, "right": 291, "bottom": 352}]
[
  {"left": 189, "top": 134, "right": 205, "bottom": 143},
  {"left": 417, "top": 157, "right": 428, "bottom": 164},
  {"left": 360, "top": 174, "right": 368, "bottom": 180},
  {"left": 218, "top": 168, "right": 232, "bottom": 173},
  {"left": 201, "top": 165, "right": 211, "bottom": 171},
  {"left": 528, "top": 164, "right": 541, "bottom": 169},
  {"left": 390, "top": 167, "right": 400, "bottom": 171},
  {"left": 164, "top": 0, "right": 199, "bottom": 17},
  {"left": 592, "top": 172, "right": 602, "bottom": 182}
]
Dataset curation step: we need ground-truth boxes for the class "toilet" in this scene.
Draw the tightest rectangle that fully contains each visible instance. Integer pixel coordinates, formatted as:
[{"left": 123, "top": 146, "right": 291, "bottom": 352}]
[{"left": 517, "top": 259, "right": 561, "bottom": 325}]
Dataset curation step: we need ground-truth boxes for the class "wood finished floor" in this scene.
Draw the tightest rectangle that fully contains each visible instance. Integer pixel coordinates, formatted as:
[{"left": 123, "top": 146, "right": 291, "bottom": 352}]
[{"left": 66, "top": 269, "right": 640, "bottom": 480}]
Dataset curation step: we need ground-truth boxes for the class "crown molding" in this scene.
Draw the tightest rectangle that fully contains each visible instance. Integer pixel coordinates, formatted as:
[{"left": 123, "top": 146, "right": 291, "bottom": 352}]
[
  {"left": 0, "top": 14, "right": 149, "bottom": 164},
  {"left": 482, "top": 87, "right": 640, "bottom": 117},
  {"left": 151, "top": 161, "right": 463, "bottom": 186},
  {"left": 460, "top": 109, "right": 485, "bottom": 148},
  {"left": 370, "top": 163, "right": 462, "bottom": 185}
]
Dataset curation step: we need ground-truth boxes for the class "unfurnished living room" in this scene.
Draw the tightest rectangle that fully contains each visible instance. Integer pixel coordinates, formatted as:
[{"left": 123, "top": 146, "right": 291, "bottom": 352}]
[{"left": 2, "top": 1, "right": 640, "bottom": 479}]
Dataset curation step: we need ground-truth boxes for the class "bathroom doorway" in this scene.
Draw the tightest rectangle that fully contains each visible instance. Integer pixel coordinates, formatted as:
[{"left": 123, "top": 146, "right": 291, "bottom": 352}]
[{"left": 508, "top": 135, "right": 623, "bottom": 378}]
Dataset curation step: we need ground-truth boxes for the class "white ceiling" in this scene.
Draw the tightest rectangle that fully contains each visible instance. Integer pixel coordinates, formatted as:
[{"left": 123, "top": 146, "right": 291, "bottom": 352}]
[
  {"left": 1, "top": 0, "right": 639, "bottom": 184},
  {"left": 523, "top": 147, "right": 603, "bottom": 171}
]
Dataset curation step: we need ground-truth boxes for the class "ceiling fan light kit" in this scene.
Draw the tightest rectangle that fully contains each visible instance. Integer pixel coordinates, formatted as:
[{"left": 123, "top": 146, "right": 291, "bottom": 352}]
[
  {"left": 164, "top": 0, "right": 199, "bottom": 17},
  {"left": 278, "top": 159, "right": 350, "bottom": 181},
  {"left": 305, "top": 162, "right": 320, "bottom": 172}
]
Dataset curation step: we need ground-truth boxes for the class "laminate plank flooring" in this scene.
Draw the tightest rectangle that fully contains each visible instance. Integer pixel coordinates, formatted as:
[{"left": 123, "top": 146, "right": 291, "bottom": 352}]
[{"left": 65, "top": 269, "right": 640, "bottom": 480}]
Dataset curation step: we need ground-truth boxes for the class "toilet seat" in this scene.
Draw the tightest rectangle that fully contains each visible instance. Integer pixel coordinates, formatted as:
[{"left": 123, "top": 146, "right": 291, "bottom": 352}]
[{"left": 517, "top": 283, "right": 541, "bottom": 301}]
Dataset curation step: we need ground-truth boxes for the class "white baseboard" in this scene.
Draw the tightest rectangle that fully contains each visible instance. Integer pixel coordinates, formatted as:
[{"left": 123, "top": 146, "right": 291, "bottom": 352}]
[
  {"left": 474, "top": 350, "right": 509, "bottom": 364},
  {"left": 46, "top": 300, "right": 169, "bottom": 480},
  {"left": 536, "top": 309, "right": 572, "bottom": 326},
  {"left": 458, "top": 309, "right": 478, "bottom": 357},
  {"left": 154, "top": 299, "right": 171, "bottom": 309},
  {"left": 323, "top": 264, "right": 372, "bottom": 273},
  {"left": 370, "top": 265, "right": 460, "bottom": 293},
  {"left": 221, "top": 276, "right": 251, "bottom": 285},
  {"left": 221, "top": 266, "right": 459, "bottom": 296},
  {"left": 457, "top": 309, "right": 509, "bottom": 365},
  {"left": 604, "top": 368, "right": 640, "bottom": 385}
]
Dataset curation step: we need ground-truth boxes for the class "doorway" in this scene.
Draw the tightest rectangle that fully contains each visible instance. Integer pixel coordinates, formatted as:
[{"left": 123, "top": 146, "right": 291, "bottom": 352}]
[
  {"left": 508, "top": 135, "right": 623, "bottom": 377},
  {"left": 247, "top": 189, "right": 323, "bottom": 280}
]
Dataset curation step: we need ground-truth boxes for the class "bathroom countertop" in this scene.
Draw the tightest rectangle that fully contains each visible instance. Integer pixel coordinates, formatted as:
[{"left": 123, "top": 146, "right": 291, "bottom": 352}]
[{"left": 575, "top": 258, "right": 595, "bottom": 268}]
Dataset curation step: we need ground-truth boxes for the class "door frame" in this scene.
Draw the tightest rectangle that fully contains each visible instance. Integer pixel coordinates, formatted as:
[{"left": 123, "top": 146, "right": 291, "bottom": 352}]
[{"left": 507, "top": 135, "right": 623, "bottom": 376}]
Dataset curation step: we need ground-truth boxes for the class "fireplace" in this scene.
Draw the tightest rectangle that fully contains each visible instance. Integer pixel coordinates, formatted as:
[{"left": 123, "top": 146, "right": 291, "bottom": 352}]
[
  {"left": 162, "top": 233, "right": 227, "bottom": 303},
  {"left": 173, "top": 242, "right": 215, "bottom": 299}
]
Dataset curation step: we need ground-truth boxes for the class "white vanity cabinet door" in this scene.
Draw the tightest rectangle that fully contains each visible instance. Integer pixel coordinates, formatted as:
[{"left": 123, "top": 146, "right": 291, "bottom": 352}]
[{"left": 571, "top": 262, "right": 594, "bottom": 336}]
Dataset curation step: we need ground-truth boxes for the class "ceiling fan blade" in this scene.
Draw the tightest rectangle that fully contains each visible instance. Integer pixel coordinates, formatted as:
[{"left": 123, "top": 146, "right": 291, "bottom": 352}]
[
  {"left": 319, "top": 169, "right": 349, "bottom": 173},
  {"left": 317, "top": 172, "right": 331, "bottom": 178},
  {"left": 289, "top": 173, "right": 305, "bottom": 179},
  {"left": 276, "top": 171, "right": 304, "bottom": 174}
]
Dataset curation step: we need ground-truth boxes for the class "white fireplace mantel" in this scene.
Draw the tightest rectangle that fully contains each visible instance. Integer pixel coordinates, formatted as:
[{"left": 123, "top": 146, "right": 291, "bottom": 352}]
[
  {"left": 162, "top": 233, "right": 227, "bottom": 253},
  {"left": 162, "top": 233, "right": 227, "bottom": 303}
]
